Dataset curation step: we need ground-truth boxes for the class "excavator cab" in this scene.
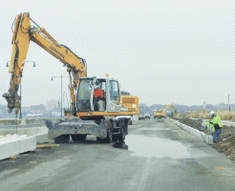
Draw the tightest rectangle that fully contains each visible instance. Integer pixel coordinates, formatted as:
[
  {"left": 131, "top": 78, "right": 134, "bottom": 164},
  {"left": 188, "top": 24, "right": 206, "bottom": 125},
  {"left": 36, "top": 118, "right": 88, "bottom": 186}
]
[{"left": 75, "top": 77, "right": 121, "bottom": 113}]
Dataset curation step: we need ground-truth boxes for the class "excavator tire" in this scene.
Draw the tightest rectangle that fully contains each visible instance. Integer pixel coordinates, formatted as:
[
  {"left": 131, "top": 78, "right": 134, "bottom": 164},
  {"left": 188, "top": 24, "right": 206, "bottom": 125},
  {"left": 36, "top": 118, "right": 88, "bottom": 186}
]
[
  {"left": 54, "top": 135, "right": 70, "bottom": 144},
  {"left": 71, "top": 134, "right": 87, "bottom": 142},
  {"left": 97, "top": 121, "right": 113, "bottom": 143},
  {"left": 104, "top": 128, "right": 113, "bottom": 143},
  {"left": 112, "top": 134, "right": 118, "bottom": 142},
  {"left": 117, "top": 127, "right": 126, "bottom": 142},
  {"left": 116, "top": 119, "right": 127, "bottom": 142},
  {"left": 96, "top": 137, "right": 104, "bottom": 143}
]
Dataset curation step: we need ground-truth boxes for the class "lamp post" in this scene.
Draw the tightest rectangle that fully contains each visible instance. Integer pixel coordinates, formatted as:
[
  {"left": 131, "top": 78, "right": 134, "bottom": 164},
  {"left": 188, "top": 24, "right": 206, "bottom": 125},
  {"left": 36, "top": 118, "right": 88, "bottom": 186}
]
[
  {"left": 51, "top": 75, "right": 69, "bottom": 119},
  {"left": 6, "top": 61, "right": 36, "bottom": 119}
]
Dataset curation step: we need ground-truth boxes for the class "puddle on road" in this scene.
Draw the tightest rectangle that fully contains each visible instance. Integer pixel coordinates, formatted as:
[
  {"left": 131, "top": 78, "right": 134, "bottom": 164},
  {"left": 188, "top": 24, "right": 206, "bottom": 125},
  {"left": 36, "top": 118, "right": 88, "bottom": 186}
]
[{"left": 125, "top": 135, "right": 191, "bottom": 159}]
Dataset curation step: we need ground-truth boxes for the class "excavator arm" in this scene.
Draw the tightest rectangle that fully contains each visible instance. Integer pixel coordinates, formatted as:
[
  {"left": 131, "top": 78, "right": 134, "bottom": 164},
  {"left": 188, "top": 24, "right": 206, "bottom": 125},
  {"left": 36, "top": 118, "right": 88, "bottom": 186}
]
[
  {"left": 162, "top": 103, "right": 173, "bottom": 113},
  {"left": 162, "top": 103, "right": 174, "bottom": 116},
  {"left": 3, "top": 12, "right": 87, "bottom": 113}
]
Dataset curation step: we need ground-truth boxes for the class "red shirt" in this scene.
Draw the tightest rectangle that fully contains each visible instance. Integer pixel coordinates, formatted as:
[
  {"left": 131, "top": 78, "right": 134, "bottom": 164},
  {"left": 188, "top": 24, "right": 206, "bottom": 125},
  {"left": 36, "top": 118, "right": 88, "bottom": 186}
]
[{"left": 94, "top": 89, "right": 104, "bottom": 98}]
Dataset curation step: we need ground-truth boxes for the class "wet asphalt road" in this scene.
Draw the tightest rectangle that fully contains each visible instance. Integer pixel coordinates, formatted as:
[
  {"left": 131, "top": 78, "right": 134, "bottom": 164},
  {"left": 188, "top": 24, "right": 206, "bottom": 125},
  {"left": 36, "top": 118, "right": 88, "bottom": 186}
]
[{"left": 1, "top": 118, "right": 235, "bottom": 191}]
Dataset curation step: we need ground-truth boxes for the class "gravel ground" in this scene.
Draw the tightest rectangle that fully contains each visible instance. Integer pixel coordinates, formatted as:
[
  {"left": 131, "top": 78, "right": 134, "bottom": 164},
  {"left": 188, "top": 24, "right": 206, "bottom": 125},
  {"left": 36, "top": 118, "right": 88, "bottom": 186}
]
[{"left": 175, "top": 117, "right": 235, "bottom": 163}]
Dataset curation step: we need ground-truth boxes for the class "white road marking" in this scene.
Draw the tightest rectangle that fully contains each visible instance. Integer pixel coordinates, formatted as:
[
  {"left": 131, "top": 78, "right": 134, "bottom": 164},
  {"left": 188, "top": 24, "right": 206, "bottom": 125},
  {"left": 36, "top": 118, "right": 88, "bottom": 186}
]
[{"left": 138, "top": 157, "right": 152, "bottom": 191}]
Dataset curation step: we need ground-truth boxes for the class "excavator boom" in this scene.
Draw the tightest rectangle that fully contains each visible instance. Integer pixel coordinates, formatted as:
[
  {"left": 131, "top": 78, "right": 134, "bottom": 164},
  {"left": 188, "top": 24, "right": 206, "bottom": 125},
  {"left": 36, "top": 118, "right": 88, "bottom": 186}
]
[{"left": 3, "top": 12, "right": 87, "bottom": 113}]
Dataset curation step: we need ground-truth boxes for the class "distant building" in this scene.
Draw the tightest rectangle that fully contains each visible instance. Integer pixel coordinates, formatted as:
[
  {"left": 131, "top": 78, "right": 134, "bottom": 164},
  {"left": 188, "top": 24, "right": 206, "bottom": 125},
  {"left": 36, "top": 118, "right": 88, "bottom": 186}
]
[
  {"left": 46, "top": 99, "right": 58, "bottom": 110},
  {"left": 30, "top": 104, "right": 45, "bottom": 112}
]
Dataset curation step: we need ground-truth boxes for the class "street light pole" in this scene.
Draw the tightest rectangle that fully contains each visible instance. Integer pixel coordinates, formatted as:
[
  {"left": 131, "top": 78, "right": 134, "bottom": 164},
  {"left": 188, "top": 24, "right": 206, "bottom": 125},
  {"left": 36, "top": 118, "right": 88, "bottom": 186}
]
[
  {"left": 19, "top": 81, "right": 22, "bottom": 119},
  {"left": 61, "top": 75, "right": 62, "bottom": 118},
  {"left": 51, "top": 75, "right": 69, "bottom": 119}
]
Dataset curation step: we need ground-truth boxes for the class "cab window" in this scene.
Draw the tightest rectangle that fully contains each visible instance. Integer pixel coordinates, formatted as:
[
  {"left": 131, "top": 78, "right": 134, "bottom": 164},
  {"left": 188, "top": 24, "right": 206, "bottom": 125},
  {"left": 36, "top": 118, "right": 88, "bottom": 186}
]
[
  {"left": 109, "top": 80, "right": 120, "bottom": 105},
  {"left": 77, "top": 79, "right": 92, "bottom": 100}
]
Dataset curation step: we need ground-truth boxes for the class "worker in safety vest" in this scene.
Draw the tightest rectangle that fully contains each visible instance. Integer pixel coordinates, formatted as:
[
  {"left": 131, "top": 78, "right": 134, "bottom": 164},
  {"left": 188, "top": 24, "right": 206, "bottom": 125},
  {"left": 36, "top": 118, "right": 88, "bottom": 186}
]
[{"left": 206, "top": 111, "right": 223, "bottom": 143}]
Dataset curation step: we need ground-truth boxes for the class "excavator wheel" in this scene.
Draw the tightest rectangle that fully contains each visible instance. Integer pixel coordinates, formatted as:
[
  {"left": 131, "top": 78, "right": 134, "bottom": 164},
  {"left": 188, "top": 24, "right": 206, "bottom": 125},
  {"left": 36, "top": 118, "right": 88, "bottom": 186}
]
[
  {"left": 117, "top": 127, "right": 126, "bottom": 142},
  {"left": 54, "top": 135, "right": 70, "bottom": 144},
  {"left": 104, "top": 128, "right": 113, "bottom": 143},
  {"left": 96, "top": 137, "right": 104, "bottom": 143},
  {"left": 71, "top": 134, "right": 87, "bottom": 142},
  {"left": 97, "top": 121, "right": 113, "bottom": 143},
  {"left": 116, "top": 120, "right": 127, "bottom": 142},
  {"left": 96, "top": 134, "right": 113, "bottom": 143},
  {"left": 112, "top": 134, "right": 118, "bottom": 142}
]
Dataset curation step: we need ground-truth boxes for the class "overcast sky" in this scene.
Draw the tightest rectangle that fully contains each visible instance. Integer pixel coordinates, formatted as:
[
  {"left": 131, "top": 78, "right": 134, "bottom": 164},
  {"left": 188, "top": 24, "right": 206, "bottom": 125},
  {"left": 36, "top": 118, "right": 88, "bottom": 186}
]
[{"left": 1, "top": 0, "right": 235, "bottom": 108}]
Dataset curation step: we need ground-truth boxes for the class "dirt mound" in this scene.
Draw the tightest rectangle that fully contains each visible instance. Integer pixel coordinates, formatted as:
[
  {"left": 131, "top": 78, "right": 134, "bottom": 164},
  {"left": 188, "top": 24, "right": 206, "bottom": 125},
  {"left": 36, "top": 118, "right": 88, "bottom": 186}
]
[{"left": 176, "top": 117, "right": 235, "bottom": 163}]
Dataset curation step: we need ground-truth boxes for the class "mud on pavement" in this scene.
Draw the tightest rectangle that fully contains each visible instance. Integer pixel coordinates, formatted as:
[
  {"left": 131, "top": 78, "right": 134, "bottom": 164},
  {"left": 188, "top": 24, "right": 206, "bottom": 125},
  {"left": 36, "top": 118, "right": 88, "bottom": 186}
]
[{"left": 175, "top": 117, "right": 235, "bottom": 163}]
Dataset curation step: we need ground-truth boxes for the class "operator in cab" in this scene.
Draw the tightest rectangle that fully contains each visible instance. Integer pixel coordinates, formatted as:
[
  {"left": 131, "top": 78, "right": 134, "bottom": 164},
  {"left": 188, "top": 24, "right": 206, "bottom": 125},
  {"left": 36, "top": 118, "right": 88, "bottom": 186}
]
[
  {"left": 93, "top": 84, "right": 104, "bottom": 111},
  {"left": 206, "top": 111, "right": 223, "bottom": 143}
]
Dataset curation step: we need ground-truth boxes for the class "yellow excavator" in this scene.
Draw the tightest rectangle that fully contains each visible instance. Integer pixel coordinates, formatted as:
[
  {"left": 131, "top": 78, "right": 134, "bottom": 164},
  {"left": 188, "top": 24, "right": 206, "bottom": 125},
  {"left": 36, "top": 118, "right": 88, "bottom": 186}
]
[
  {"left": 154, "top": 103, "right": 173, "bottom": 119},
  {"left": 3, "top": 12, "right": 139, "bottom": 143}
]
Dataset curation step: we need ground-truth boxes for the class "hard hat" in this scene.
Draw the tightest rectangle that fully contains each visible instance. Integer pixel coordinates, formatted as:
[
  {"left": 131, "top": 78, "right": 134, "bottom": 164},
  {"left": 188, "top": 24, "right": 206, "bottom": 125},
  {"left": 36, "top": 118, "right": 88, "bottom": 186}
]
[{"left": 210, "top": 111, "right": 215, "bottom": 117}]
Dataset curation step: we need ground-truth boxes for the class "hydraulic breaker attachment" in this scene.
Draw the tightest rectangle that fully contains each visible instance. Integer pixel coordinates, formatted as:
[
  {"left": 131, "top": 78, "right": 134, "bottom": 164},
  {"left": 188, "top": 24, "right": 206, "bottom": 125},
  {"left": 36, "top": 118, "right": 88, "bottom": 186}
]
[{"left": 2, "top": 91, "right": 21, "bottom": 113}]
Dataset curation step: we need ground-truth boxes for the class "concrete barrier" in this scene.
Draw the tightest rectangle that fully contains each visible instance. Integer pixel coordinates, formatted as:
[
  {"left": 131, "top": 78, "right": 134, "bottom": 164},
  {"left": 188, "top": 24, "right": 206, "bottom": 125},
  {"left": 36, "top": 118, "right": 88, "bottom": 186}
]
[
  {"left": 0, "top": 126, "right": 48, "bottom": 136},
  {"left": 221, "top": 120, "right": 235, "bottom": 128},
  {"left": 36, "top": 133, "right": 48, "bottom": 144},
  {"left": 178, "top": 117, "right": 235, "bottom": 128},
  {"left": 0, "top": 125, "right": 49, "bottom": 161},
  {"left": 20, "top": 119, "right": 27, "bottom": 126},
  {"left": 0, "top": 126, "right": 48, "bottom": 144},
  {"left": 175, "top": 120, "right": 182, "bottom": 128},
  {"left": 17, "top": 135, "right": 36, "bottom": 153},
  {"left": 174, "top": 120, "right": 213, "bottom": 144},
  {"left": 0, "top": 135, "right": 19, "bottom": 160},
  {"left": 0, "top": 134, "right": 36, "bottom": 160}
]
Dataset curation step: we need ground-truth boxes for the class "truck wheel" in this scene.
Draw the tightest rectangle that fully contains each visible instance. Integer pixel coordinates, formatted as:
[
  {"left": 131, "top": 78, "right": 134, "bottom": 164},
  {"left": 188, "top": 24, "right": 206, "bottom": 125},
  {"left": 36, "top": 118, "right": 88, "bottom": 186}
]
[
  {"left": 96, "top": 137, "right": 104, "bottom": 143},
  {"left": 71, "top": 134, "right": 87, "bottom": 142},
  {"left": 104, "top": 129, "right": 113, "bottom": 143},
  {"left": 54, "top": 135, "right": 70, "bottom": 144},
  {"left": 103, "top": 121, "right": 113, "bottom": 143},
  {"left": 97, "top": 121, "right": 113, "bottom": 143},
  {"left": 118, "top": 127, "right": 126, "bottom": 142},
  {"left": 97, "top": 131, "right": 112, "bottom": 143},
  {"left": 112, "top": 135, "right": 118, "bottom": 142}
]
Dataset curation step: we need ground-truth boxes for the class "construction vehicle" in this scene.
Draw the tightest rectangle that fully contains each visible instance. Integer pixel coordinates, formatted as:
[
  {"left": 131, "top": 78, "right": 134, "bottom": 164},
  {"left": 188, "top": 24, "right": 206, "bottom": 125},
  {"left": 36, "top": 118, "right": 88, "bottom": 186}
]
[
  {"left": 3, "top": 12, "right": 139, "bottom": 143},
  {"left": 115, "top": 92, "right": 139, "bottom": 125},
  {"left": 154, "top": 103, "right": 173, "bottom": 119},
  {"left": 120, "top": 91, "right": 139, "bottom": 115}
]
